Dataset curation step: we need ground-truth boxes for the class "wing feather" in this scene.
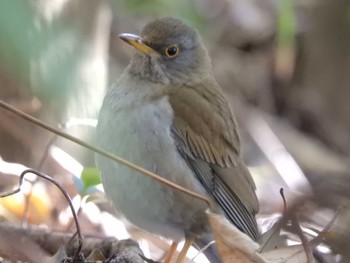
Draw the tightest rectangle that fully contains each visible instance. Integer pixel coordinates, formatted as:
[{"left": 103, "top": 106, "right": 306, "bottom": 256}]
[
  {"left": 169, "top": 80, "right": 259, "bottom": 240},
  {"left": 169, "top": 80, "right": 240, "bottom": 168}
]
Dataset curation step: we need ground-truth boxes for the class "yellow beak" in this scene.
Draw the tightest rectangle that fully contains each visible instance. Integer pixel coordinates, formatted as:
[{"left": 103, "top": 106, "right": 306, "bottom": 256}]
[{"left": 119, "top": 33, "right": 159, "bottom": 56}]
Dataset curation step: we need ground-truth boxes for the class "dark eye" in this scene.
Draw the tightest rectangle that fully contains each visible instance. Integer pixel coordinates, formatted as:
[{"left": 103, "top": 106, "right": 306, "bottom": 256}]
[{"left": 165, "top": 45, "right": 179, "bottom": 57}]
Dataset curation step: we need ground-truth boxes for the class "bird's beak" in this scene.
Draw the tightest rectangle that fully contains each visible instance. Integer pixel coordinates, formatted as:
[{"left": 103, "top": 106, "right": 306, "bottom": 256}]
[{"left": 119, "top": 33, "right": 158, "bottom": 56}]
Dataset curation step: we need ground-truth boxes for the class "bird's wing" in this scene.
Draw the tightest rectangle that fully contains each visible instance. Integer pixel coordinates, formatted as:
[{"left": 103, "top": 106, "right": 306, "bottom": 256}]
[
  {"left": 169, "top": 80, "right": 240, "bottom": 167},
  {"left": 169, "top": 80, "right": 259, "bottom": 239}
]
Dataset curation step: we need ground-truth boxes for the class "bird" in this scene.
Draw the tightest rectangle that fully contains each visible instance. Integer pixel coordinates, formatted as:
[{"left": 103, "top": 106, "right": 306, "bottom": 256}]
[{"left": 96, "top": 17, "right": 259, "bottom": 263}]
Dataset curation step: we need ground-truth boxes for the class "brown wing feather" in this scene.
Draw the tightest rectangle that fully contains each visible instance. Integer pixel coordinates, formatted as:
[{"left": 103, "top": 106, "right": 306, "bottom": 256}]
[
  {"left": 169, "top": 79, "right": 259, "bottom": 239},
  {"left": 169, "top": 79, "right": 240, "bottom": 167}
]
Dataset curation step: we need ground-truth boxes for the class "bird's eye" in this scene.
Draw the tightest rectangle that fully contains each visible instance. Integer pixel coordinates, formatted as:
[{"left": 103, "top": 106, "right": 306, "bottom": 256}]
[{"left": 165, "top": 45, "right": 179, "bottom": 58}]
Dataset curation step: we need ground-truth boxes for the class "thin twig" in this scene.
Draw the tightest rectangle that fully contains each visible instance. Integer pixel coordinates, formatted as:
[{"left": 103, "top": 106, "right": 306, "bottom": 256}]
[
  {"left": 280, "top": 187, "right": 287, "bottom": 213},
  {"left": 22, "top": 135, "right": 58, "bottom": 226},
  {"left": 309, "top": 207, "right": 341, "bottom": 247},
  {"left": 0, "top": 100, "right": 211, "bottom": 207},
  {"left": 0, "top": 169, "right": 83, "bottom": 261},
  {"left": 291, "top": 214, "right": 315, "bottom": 263}
]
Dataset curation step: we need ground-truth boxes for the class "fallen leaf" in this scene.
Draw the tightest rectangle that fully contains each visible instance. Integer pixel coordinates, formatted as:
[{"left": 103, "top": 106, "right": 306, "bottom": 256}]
[{"left": 207, "top": 211, "right": 267, "bottom": 263}]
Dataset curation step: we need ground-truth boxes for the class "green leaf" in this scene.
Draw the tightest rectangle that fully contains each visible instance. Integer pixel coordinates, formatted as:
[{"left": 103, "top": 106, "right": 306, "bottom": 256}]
[{"left": 81, "top": 167, "right": 101, "bottom": 189}]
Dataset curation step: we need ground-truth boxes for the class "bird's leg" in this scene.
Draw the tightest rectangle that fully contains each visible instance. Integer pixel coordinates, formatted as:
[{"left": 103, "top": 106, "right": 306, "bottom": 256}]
[
  {"left": 164, "top": 241, "right": 179, "bottom": 263},
  {"left": 175, "top": 238, "right": 195, "bottom": 263}
]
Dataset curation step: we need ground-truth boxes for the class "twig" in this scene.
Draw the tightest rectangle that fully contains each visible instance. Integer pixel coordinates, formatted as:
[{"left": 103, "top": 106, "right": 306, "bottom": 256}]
[
  {"left": 22, "top": 135, "right": 58, "bottom": 226},
  {"left": 309, "top": 207, "right": 341, "bottom": 247},
  {"left": 0, "top": 169, "right": 83, "bottom": 261},
  {"left": 280, "top": 187, "right": 287, "bottom": 213},
  {"left": 0, "top": 100, "right": 211, "bottom": 207},
  {"left": 291, "top": 214, "right": 314, "bottom": 263}
]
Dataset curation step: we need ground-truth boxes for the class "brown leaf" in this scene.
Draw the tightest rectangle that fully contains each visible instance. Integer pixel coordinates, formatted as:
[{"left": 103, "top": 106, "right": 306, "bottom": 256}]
[
  {"left": 207, "top": 211, "right": 267, "bottom": 263},
  {"left": 261, "top": 245, "right": 307, "bottom": 263}
]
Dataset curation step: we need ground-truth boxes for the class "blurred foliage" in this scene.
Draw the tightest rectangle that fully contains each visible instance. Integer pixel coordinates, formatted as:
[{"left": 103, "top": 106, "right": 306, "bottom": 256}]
[
  {"left": 277, "top": 0, "right": 296, "bottom": 46},
  {"left": 0, "top": 0, "right": 34, "bottom": 81},
  {"left": 0, "top": 0, "right": 102, "bottom": 115},
  {"left": 110, "top": 0, "right": 204, "bottom": 28}
]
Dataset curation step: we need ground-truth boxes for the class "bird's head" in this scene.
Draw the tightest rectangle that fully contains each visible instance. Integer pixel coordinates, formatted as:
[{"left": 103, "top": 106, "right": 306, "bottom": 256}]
[{"left": 119, "top": 17, "right": 212, "bottom": 85}]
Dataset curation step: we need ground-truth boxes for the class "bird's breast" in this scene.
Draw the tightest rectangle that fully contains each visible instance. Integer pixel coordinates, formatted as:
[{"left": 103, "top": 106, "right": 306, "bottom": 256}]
[{"left": 96, "top": 92, "right": 208, "bottom": 240}]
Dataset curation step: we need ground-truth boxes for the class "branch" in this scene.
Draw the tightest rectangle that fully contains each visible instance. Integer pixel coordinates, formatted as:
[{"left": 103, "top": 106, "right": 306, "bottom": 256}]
[{"left": 0, "top": 100, "right": 211, "bottom": 207}]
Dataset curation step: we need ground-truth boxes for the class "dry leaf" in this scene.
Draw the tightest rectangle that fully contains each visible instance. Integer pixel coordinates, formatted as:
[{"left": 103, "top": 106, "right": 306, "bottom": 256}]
[
  {"left": 207, "top": 211, "right": 267, "bottom": 263},
  {"left": 261, "top": 245, "right": 307, "bottom": 263},
  {"left": 44, "top": 246, "right": 68, "bottom": 263},
  {"left": 259, "top": 221, "right": 285, "bottom": 252}
]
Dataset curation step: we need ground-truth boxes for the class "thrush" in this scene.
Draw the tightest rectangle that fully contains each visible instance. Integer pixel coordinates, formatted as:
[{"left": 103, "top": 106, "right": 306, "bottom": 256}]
[{"left": 96, "top": 17, "right": 259, "bottom": 263}]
